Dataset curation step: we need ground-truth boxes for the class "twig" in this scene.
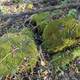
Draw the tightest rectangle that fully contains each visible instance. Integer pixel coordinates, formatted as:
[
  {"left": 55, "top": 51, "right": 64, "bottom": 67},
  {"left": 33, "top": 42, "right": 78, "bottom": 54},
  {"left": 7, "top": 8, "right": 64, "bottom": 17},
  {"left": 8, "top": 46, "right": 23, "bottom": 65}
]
[
  {"left": 0, "top": 3, "right": 80, "bottom": 20},
  {"left": 39, "top": 45, "right": 45, "bottom": 61}
]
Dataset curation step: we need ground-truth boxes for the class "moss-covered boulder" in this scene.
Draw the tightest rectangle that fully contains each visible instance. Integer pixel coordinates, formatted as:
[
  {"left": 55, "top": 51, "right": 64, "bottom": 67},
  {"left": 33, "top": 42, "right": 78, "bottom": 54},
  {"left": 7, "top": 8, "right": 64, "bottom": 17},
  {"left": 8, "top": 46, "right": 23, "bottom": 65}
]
[
  {"left": 0, "top": 28, "right": 39, "bottom": 76},
  {"left": 42, "top": 16, "right": 80, "bottom": 52}
]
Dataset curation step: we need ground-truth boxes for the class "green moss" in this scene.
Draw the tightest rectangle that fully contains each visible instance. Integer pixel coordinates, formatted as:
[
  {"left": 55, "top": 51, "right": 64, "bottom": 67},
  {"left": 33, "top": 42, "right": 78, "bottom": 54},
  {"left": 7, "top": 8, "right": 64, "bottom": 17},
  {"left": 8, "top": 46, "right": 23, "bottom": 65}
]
[
  {"left": 32, "top": 12, "right": 49, "bottom": 32},
  {"left": 13, "top": 0, "right": 23, "bottom": 3},
  {"left": 51, "top": 47, "right": 80, "bottom": 70},
  {"left": 0, "top": 28, "right": 39, "bottom": 76},
  {"left": 42, "top": 16, "right": 80, "bottom": 52},
  {"left": 21, "top": 28, "right": 34, "bottom": 39}
]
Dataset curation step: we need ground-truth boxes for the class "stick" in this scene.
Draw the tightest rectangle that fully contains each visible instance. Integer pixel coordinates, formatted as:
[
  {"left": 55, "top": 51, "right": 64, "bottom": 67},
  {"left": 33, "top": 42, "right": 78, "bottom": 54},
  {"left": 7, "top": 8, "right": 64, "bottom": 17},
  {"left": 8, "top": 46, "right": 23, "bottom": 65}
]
[{"left": 0, "top": 2, "right": 80, "bottom": 20}]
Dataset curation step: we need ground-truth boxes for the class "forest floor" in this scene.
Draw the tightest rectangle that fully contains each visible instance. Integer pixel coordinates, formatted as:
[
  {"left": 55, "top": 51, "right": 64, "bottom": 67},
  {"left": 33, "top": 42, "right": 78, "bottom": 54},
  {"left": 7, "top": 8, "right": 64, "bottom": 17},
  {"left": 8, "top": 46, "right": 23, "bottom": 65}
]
[{"left": 0, "top": 0, "right": 80, "bottom": 80}]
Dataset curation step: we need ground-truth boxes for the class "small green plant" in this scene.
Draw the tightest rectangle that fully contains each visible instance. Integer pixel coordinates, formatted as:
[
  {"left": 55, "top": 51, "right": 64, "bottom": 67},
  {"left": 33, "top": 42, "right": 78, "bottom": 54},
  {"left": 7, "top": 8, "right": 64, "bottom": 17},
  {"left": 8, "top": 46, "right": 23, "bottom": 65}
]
[
  {"left": 61, "top": 0, "right": 71, "bottom": 4},
  {"left": 0, "top": 28, "right": 39, "bottom": 76},
  {"left": 67, "top": 9, "right": 77, "bottom": 18}
]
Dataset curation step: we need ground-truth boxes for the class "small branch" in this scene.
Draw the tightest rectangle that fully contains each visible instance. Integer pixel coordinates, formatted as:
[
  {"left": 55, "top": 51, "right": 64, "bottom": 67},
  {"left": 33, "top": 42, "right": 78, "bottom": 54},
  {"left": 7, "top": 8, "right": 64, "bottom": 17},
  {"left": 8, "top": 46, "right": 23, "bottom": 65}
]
[{"left": 0, "top": 3, "right": 80, "bottom": 19}]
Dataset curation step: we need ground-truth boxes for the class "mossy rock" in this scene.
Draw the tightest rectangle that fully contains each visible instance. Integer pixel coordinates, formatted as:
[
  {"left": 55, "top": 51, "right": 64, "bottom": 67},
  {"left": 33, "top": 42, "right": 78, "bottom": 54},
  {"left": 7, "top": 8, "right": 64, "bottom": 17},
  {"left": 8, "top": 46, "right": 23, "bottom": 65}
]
[
  {"left": 51, "top": 47, "right": 80, "bottom": 70},
  {"left": 0, "top": 28, "right": 39, "bottom": 76},
  {"left": 32, "top": 12, "right": 49, "bottom": 32},
  {"left": 42, "top": 16, "right": 80, "bottom": 52}
]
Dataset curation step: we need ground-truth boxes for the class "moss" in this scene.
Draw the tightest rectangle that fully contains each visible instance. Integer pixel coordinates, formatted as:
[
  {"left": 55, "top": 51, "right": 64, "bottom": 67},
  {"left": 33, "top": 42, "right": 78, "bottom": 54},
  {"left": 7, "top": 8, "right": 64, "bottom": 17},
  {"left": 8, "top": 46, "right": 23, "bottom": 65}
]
[
  {"left": 13, "top": 0, "right": 23, "bottom": 3},
  {"left": 51, "top": 47, "right": 80, "bottom": 70},
  {"left": 0, "top": 28, "right": 39, "bottom": 76},
  {"left": 32, "top": 12, "right": 49, "bottom": 32},
  {"left": 42, "top": 16, "right": 80, "bottom": 52}
]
